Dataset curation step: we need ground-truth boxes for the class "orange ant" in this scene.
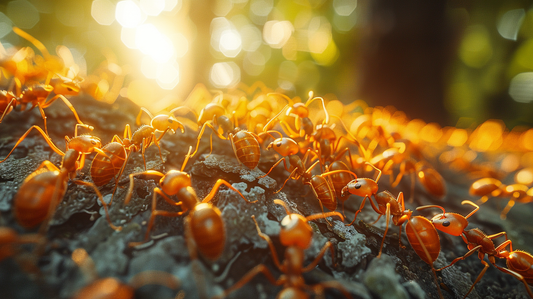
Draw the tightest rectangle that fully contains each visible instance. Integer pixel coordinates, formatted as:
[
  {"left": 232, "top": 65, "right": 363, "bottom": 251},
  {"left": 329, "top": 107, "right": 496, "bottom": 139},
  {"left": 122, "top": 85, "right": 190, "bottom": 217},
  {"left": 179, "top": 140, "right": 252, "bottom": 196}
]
[
  {"left": 219, "top": 199, "right": 352, "bottom": 299},
  {"left": 469, "top": 177, "right": 533, "bottom": 219},
  {"left": 260, "top": 137, "right": 357, "bottom": 224},
  {"left": 0, "top": 227, "right": 43, "bottom": 262},
  {"left": 0, "top": 27, "right": 88, "bottom": 135},
  {"left": 71, "top": 248, "right": 181, "bottom": 299},
  {"left": 265, "top": 92, "right": 329, "bottom": 139},
  {"left": 417, "top": 201, "right": 533, "bottom": 298},
  {"left": 190, "top": 101, "right": 276, "bottom": 169},
  {"left": 0, "top": 124, "right": 107, "bottom": 170},
  {"left": 124, "top": 148, "right": 257, "bottom": 260},
  {"left": 12, "top": 148, "right": 120, "bottom": 231}
]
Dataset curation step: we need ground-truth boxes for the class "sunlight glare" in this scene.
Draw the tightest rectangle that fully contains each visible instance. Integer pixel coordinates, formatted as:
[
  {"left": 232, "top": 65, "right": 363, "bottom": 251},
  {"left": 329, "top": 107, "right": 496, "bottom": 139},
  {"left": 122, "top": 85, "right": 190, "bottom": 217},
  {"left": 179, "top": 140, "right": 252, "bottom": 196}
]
[{"left": 116, "top": 0, "right": 144, "bottom": 28}]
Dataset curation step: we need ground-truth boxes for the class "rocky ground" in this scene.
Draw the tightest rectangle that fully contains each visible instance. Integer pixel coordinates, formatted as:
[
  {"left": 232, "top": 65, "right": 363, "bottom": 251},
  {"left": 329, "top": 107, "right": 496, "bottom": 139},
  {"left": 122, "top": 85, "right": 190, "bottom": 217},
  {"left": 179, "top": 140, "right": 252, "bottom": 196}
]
[{"left": 1, "top": 94, "right": 532, "bottom": 299}]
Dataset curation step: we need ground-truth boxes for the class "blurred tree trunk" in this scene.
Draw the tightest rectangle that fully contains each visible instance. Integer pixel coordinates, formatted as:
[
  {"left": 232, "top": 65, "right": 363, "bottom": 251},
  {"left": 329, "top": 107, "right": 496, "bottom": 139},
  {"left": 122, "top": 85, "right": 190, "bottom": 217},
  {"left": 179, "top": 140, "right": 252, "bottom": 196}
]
[{"left": 357, "top": 0, "right": 457, "bottom": 126}]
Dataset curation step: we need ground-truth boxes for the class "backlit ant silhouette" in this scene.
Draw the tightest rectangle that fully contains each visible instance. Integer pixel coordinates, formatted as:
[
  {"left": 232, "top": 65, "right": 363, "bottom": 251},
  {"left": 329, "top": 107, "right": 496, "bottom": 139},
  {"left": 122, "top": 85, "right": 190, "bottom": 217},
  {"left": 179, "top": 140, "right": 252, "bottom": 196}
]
[
  {"left": 417, "top": 200, "right": 533, "bottom": 298},
  {"left": 219, "top": 199, "right": 352, "bottom": 299},
  {"left": 190, "top": 101, "right": 276, "bottom": 169},
  {"left": 0, "top": 27, "right": 88, "bottom": 135},
  {"left": 469, "top": 177, "right": 533, "bottom": 219}
]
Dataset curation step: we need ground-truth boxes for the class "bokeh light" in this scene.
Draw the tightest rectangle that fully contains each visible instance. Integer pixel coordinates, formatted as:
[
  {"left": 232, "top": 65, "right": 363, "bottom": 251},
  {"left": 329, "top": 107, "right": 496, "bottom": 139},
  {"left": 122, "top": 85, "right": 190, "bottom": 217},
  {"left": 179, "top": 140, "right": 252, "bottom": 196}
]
[
  {"left": 6, "top": 0, "right": 39, "bottom": 29},
  {"left": 210, "top": 62, "right": 240, "bottom": 88},
  {"left": 91, "top": 0, "right": 115, "bottom": 26},
  {"left": 115, "top": 0, "right": 144, "bottom": 28}
]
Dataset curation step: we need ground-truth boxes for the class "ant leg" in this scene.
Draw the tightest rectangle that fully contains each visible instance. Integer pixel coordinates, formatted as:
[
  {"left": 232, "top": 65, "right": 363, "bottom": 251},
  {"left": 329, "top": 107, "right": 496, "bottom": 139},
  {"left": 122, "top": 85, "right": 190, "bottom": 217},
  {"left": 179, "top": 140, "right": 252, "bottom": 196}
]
[
  {"left": 124, "top": 171, "right": 165, "bottom": 205},
  {"left": 462, "top": 259, "right": 489, "bottom": 299},
  {"left": 377, "top": 203, "right": 391, "bottom": 258},
  {"left": 135, "top": 107, "right": 153, "bottom": 126},
  {"left": 130, "top": 188, "right": 185, "bottom": 247},
  {"left": 251, "top": 215, "right": 282, "bottom": 270},
  {"left": 190, "top": 122, "right": 226, "bottom": 158},
  {"left": 347, "top": 196, "right": 367, "bottom": 226},
  {"left": 371, "top": 214, "right": 382, "bottom": 225},
  {"left": 0, "top": 97, "right": 15, "bottom": 124},
  {"left": 34, "top": 160, "right": 60, "bottom": 172},
  {"left": 275, "top": 168, "right": 299, "bottom": 194},
  {"left": 201, "top": 179, "right": 258, "bottom": 204},
  {"left": 436, "top": 245, "right": 482, "bottom": 271},
  {"left": 258, "top": 157, "right": 286, "bottom": 178},
  {"left": 223, "top": 264, "right": 283, "bottom": 298},
  {"left": 492, "top": 264, "right": 533, "bottom": 299},
  {"left": 42, "top": 94, "right": 86, "bottom": 126},
  {"left": 500, "top": 199, "right": 516, "bottom": 220},
  {"left": 72, "top": 180, "right": 122, "bottom": 231},
  {"left": 302, "top": 241, "right": 334, "bottom": 271},
  {"left": 477, "top": 195, "right": 490, "bottom": 204},
  {"left": 77, "top": 154, "right": 86, "bottom": 170},
  {"left": 495, "top": 239, "right": 513, "bottom": 253},
  {"left": 409, "top": 172, "right": 416, "bottom": 204},
  {"left": 0, "top": 125, "right": 65, "bottom": 163}
]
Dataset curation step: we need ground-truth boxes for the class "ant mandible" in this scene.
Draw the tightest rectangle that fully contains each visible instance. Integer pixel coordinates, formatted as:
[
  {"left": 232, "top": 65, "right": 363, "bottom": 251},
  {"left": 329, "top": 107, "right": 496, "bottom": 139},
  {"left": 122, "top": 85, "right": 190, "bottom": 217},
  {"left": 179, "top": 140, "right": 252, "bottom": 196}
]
[
  {"left": 124, "top": 147, "right": 257, "bottom": 260},
  {"left": 219, "top": 199, "right": 352, "bottom": 299},
  {"left": 417, "top": 200, "right": 533, "bottom": 298}
]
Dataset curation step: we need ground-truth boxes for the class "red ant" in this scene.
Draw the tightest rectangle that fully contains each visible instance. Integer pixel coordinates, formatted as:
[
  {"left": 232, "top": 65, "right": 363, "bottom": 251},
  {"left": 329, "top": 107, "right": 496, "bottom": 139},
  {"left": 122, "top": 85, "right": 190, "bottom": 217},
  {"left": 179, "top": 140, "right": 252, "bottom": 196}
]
[
  {"left": 417, "top": 200, "right": 533, "bottom": 298},
  {"left": 219, "top": 199, "right": 352, "bottom": 299}
]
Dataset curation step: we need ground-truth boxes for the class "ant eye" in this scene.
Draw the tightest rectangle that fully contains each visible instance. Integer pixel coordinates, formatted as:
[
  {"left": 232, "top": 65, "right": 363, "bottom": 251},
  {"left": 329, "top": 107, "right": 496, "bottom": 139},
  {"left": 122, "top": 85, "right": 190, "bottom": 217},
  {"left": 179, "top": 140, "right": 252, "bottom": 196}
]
[
  {"left": 443, "top": 221, "right": 450, "bottom": 227},
  {"left": 67, "top": 88, "right": 73, "bottom": 91},
  {"left": 276, "top": 142, "right": 282, "bottom": 147},
  {"left": 169, "top": 119, "right": 174, "bottom": 123},
  {"left": 354, "top": 183, "right": 361, "bottom": 189},
  {"left": 91, "top": 140, "right": 96, "bottom": 145}
]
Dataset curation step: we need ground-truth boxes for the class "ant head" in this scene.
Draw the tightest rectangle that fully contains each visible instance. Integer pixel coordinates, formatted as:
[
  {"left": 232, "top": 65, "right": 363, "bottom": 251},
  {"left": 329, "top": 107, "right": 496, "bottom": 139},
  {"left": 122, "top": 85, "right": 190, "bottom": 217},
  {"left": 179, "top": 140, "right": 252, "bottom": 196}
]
[
  {"left": 280, "top": 213, "right": 313, "bottom": 250},
  {"left": 53, "top": 80, "right": 80, "bottom": 96},
  {"left": 160, "top": 170, "right": 191, "bottom": 195},
  {"left": 341, "top": 178, "right": 378, "bottom": 198},
  {"left": 266, "top": 138, "right": 299, "bottom": 156},
  {"left": 151, "top": 115, "right": 185, "bottom": 134},
  {"left": 430, "top": 213, "right": 468, "bottom": 236},
  {"left": 290, "top": 103, "right": 308, "bottom": 118}
]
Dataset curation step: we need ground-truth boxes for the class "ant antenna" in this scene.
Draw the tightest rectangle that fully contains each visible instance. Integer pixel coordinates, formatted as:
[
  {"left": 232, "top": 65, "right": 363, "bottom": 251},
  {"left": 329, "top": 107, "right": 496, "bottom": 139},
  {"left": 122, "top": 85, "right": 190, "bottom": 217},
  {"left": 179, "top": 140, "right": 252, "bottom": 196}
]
[
  {"left": 306, "top": 211, "right": 344, "bottom": 222},
  {"left": 416, "top": 204, "right": 446, "bottom": 217},
  {"left": 461, "top": 200, "right": 479, "bottom": 219},
  {"left": 273, "top": 199, "right": 292, "bottom": 219},
  {"left": 306, "top": 96, "right": 329, "bottom": 125}
]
